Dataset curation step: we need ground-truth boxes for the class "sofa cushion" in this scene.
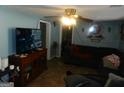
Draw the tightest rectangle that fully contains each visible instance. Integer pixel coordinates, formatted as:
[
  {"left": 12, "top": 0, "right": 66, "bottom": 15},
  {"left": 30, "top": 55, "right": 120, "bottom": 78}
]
[
  {"left": 79, "top": 53, "right": 93, "bottom": 60},
  {"left": 64, "top": 75, "right": 102, "bottom": 87},
  {"left": 98, "top": 47, "right": 120, "bottom": 57},
  {"left": 104, "top": 73, "right": 124, "bottom": 87}
]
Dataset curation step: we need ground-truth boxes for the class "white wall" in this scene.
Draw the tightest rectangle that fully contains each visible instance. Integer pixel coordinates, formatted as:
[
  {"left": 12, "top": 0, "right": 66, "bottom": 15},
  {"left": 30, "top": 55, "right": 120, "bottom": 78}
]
[
  {"left": 72, "top": 19, "right": 121, "bottom": 49},
  {"left": 44, "top": 18, "right": 61, "bottom": 58},
  {"left": 0, "top": 7, "right": 42, "bottom": 57}
]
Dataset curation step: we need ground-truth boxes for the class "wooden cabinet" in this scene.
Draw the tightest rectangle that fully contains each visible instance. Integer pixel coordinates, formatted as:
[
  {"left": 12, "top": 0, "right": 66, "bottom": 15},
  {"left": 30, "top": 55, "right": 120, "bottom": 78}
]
[{"left": 9, "top": 48, "right": 47, "bottom": 86}]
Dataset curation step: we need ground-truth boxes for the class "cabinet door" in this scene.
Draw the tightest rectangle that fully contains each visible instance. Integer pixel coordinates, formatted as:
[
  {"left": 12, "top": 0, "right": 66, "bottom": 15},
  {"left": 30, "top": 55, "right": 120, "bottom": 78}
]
[
  {"left": 21, "top": 63, "right": 33, "bottom": 85},
  {"left": 32, "top": 56, "right": 47, "bottom": 78},
  {"left": 32, "top": 58, "right": 43, "bottom": 78}
]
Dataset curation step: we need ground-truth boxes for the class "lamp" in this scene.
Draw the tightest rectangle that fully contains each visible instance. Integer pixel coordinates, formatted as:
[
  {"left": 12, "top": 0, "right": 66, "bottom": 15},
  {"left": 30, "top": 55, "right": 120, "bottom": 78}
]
[{"left": 61, "top": 8, "right": 78, "bottom": 27}]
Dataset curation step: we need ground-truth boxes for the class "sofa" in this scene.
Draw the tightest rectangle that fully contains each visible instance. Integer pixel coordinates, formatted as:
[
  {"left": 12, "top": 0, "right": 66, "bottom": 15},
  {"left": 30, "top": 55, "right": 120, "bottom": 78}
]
[{"left": 63, "top": 44, "right": 121, "bottom": 68}]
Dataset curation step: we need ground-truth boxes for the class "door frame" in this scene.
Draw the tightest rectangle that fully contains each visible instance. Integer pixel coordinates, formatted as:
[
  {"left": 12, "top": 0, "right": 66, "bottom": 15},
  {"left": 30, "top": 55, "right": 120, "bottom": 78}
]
[
  {"left": 39, "top": 20, "right": 51, "bottom": 60},
  {"left": 58, "top": 24, "right": 62, "bottom": 57}
]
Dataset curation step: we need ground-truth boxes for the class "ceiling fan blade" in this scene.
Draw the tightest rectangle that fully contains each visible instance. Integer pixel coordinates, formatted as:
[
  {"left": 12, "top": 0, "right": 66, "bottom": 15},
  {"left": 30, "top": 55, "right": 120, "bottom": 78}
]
[{"left": 78, "top": 15, "right": 93, "bottom": 22}]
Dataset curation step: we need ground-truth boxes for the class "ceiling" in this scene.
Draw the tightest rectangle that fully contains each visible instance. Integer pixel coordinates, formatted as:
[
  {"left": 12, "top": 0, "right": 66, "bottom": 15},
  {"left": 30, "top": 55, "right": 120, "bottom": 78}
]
[{"left": 4, "top": 5, "right": 124, "bottom": 21}]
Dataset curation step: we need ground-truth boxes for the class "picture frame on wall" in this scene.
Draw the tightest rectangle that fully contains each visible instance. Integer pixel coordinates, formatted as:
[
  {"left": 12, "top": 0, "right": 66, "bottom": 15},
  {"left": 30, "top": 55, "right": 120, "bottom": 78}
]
[
  {"left": 87, "top": 24, "right": 104, "bottom": 43},
  {"left": 120, "top": 24, "right": 124, "bottom": 40}
]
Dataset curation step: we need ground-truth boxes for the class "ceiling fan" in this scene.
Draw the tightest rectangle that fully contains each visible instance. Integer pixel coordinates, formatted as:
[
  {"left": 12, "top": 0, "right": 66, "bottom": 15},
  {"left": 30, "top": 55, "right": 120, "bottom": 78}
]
[{"left": 44, "top": 8, "right": 93, "bottom": 22}]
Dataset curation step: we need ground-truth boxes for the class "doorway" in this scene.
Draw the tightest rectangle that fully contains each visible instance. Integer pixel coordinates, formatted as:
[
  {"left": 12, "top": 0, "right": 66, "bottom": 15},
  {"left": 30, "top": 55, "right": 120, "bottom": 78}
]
[
  {"left": 40, "top": 20, "right": 51, "bottom": 60},
  {"left": 61, "top": 26, "right": 72, "bottom": 57},
  {"left": 40, "top": 22, "right": 46, "bottom": 48}
]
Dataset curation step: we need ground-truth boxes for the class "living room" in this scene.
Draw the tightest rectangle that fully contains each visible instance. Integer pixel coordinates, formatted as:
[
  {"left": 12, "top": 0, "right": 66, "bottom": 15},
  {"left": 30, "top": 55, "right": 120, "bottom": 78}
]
[{"left": 0, "top": 5, "right": 124, "bottom": 87}]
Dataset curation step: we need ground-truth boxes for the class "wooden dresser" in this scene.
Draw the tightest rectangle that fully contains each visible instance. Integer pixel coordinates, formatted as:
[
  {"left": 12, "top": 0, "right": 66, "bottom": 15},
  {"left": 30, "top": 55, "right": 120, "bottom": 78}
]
[{"left": 9, "top": 48, "right": 47, "bottom": 86}]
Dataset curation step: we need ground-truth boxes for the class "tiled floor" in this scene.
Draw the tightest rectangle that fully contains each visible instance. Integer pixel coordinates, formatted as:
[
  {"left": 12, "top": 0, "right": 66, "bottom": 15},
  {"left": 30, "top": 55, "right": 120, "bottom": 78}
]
[{"left": 27, "top": 58, "right": 98, "bottom": 87}]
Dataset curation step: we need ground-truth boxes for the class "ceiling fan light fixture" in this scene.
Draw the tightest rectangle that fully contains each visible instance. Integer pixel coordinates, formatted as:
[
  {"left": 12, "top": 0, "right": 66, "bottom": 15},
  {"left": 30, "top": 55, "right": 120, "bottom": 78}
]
[
  {"left": 61, "top": 8, "right": 78, "bottom": 26},
  {"left": 65, "top": 8, "right": 76, "bottom": 16}
]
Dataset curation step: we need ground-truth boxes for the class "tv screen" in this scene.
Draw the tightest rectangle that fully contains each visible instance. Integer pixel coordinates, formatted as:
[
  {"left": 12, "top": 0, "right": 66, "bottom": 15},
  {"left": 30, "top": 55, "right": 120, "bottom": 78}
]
[{"left": 16, "top": 28, "right": 42, "bottom": 54}]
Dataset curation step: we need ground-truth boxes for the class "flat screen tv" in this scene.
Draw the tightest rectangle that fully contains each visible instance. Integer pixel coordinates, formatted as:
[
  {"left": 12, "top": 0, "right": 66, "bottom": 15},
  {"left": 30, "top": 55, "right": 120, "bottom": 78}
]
[{"left": 16, "top": 28, "right": 42, "bottom": 54}]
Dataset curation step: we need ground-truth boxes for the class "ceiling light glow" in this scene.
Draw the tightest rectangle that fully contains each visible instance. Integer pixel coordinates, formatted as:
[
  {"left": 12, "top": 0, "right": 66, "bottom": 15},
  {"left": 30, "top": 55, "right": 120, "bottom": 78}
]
[{"left": 61, "top": 16, "right": 76, "bottom": 26}]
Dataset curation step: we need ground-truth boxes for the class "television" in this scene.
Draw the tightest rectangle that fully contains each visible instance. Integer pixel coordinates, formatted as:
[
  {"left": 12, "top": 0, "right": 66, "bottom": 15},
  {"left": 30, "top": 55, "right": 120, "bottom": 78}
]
[{"left": 16, "top": 28, "right": 42, "bottom": 54}]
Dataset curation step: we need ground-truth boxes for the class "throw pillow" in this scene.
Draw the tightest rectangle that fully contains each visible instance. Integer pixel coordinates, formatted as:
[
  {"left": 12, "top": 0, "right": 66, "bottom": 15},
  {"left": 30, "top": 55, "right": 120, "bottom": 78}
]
[{"left": 104, "top": 73, "right": 124, "bottom": 87}]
